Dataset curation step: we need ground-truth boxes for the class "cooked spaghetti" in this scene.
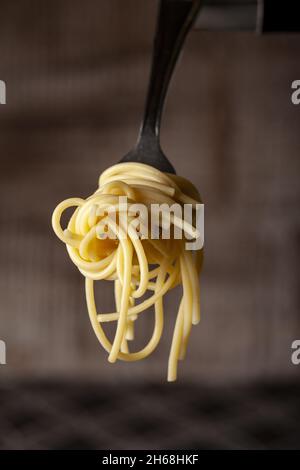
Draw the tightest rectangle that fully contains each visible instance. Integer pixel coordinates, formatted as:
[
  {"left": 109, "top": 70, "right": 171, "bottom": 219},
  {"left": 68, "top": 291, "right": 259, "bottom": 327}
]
[{"left": 52, "top": 162, "right": 203, "bottom": 381}]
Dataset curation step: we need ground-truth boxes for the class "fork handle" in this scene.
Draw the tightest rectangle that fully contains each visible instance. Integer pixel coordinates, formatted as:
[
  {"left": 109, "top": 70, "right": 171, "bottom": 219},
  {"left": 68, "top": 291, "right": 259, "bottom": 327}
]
[{"left": 137, "top": 0, "right": 201, "bottom": 145}]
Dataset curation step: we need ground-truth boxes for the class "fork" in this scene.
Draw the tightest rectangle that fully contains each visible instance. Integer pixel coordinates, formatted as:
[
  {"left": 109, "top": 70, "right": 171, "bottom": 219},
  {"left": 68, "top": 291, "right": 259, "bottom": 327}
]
[{"left": 119, "top": 0, "right": 201, "bottom": 174}]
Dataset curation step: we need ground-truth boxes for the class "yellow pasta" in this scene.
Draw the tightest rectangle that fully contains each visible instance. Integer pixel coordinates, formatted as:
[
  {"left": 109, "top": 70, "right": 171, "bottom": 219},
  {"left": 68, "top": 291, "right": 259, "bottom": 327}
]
[{"left": 52, "top": 162, "right": 203, "bottom": 381}]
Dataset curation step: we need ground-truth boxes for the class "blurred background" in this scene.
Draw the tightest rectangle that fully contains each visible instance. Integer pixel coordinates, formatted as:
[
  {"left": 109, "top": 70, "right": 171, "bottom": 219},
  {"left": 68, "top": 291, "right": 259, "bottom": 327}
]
[{"left": 0, "top": 0, "right": 300, "bottom": 449}]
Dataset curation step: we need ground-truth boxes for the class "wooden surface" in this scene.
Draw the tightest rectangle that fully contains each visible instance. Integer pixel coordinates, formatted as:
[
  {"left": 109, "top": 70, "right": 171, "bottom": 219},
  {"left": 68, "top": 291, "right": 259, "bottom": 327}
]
[{"left": 0, "top": 0, "right": 299, "bottom": 383}]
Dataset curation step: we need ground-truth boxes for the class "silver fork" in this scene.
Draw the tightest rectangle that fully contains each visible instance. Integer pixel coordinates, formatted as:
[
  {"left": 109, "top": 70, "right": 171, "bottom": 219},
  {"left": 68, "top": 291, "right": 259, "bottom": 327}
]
[{"left": 119, "top": 0, "right": 201, "bottom": 174}]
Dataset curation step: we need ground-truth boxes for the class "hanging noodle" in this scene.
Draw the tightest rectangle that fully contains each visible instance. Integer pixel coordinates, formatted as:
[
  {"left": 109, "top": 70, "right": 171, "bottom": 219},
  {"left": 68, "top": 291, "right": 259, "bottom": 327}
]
[{"left": 52, "top": 162, "right": 203, "bottom": 381}]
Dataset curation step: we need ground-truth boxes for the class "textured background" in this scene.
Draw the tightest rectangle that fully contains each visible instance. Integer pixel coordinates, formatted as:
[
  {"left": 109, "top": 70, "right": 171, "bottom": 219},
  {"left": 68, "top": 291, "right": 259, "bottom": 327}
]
[
  {"left": 0, "top": 0, "right": 300, "bottom": 383},
  {"left": 0, "top": 0, "right": 300, "bottom": 450}
]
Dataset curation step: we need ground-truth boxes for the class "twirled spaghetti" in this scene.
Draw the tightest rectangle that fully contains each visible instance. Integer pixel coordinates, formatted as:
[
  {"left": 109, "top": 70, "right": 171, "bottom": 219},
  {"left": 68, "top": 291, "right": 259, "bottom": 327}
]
[{"left": 52, "top": 162, "right": 203, "bottom": 381}]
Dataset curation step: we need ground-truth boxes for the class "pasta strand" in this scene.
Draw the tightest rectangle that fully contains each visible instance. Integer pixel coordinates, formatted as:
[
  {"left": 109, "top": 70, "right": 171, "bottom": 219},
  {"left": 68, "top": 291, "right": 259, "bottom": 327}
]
[{"left": 52, "top": 162, "right": 203, "bottom": 381}]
